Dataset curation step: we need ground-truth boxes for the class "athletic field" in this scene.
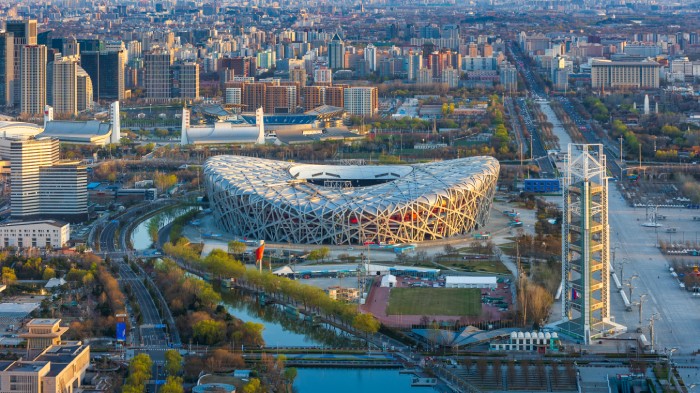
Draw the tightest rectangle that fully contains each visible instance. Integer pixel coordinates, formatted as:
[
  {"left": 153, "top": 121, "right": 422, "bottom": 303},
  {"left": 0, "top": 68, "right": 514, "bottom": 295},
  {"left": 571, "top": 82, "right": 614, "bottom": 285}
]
[{"left": 386, "top": 287, "right": 482, "bottom": 316}]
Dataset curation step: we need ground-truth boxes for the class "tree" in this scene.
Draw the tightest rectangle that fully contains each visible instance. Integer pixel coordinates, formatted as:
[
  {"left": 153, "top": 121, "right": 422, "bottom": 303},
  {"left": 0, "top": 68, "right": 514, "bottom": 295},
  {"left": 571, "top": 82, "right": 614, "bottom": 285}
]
[
  {"left": 42, "top": 267, "right": 56, "bottom": 280},
  {"left": 283, "top": 367, "right": 298, "bottom": 393},
  {"left": 308, "top": 246, "right": 330, "bottom": 262},
  {"left": 164, "top": 350, "right": 183, "bottom": 376},
  {"left": 228, "top": 241, "right": 246, "bottom": 255},
  {"left": 242, "top": 378, "right": 264, "bottom": 393},
  {"left": 159, "top": 377, "right": 184, "bottom": 393},
  {"left": 124, "top": 353, "right": 153, "bottom": 393},
  {"left": 193, "top": 319, "right": 225, "bottom": 345},
  {"left": 1, "top": 267, "right": 16, "bottom": 285},
  {"left": 352, "top": 313, "right": 380, "bottom": 346}
]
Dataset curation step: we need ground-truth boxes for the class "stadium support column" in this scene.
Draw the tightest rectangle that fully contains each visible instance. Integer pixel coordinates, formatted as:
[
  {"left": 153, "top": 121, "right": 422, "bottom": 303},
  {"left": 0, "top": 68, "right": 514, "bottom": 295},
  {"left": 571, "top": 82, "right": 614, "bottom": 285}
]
[
  {"left": 554, "top": 144, "right": 624, "bottom": 344},
  {"left": 181, "top": 106, "right": 190, "bottom": 145},
  {"left": 110, "top": 101, "right": 120, "bottom": 144},
  {"left": 255, "top": 107, "right": 265, "bottom": 144}
]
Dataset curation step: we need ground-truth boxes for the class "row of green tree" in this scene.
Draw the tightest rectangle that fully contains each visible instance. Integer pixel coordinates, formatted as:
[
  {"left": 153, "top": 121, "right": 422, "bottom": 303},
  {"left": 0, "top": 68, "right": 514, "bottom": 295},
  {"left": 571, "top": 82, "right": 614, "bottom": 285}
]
[{"left": 162, "top": 240, "right": 381, "bottom": 340}]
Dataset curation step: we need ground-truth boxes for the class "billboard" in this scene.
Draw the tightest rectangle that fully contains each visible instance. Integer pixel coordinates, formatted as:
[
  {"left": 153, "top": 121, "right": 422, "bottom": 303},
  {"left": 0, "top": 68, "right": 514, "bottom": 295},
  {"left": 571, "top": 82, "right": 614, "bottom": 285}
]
[{"left": 116, "top": 322, "right": 126, "bottom": 342}]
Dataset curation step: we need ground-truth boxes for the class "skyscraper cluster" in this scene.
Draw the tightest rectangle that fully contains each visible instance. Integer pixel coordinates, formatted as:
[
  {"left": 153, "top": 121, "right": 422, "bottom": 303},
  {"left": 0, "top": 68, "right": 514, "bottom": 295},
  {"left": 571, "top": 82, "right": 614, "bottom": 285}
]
[{"left": 0, "top": 20, "right": 115, "bottom": 117}]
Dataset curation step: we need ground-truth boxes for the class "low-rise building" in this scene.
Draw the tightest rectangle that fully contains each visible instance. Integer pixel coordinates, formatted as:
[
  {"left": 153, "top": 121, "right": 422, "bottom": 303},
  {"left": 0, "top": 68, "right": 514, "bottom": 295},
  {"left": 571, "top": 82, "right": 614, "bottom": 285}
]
[
  {"left": 326, "top": 286, "right": 360, "bottom": 302},
  {"left": 445, "top": 276, "right": 497, "bottom": 289},
  {"left": 0, "top": 318, "right": 91, "bottom": 393},
  {"left": 0, "top": 220, "right": 69, "bottom": 249},
  {"left": 489, "top": 331, "right": 560, "bottom": 352}
]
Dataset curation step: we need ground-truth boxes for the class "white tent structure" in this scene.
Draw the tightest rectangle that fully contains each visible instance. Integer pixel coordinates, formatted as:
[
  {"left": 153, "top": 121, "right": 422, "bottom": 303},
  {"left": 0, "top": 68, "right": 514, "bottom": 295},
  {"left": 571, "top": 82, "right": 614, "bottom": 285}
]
[{"left": 380, "top": 274, "right": 397, "bottom": 288}]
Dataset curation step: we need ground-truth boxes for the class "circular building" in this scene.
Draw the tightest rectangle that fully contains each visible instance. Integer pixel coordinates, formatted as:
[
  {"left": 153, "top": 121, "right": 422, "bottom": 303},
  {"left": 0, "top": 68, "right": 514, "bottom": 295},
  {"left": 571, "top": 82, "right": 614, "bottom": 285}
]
[{"left": 204, "top": 156, "right": 499, "bottom": 245}]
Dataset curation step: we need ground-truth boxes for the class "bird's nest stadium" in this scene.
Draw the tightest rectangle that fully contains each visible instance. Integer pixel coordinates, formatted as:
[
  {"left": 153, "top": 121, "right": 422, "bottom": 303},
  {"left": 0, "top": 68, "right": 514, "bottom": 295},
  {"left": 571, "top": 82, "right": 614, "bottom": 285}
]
[{"left": 204, "top": 156, "right": 500, "bottom": 245}]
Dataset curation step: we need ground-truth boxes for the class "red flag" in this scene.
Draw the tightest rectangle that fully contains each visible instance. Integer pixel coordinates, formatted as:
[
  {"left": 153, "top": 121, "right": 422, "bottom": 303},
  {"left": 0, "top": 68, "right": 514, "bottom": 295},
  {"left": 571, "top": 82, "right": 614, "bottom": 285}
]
[{"left": 255, "top": 244, "right": 265, "bottom": 262}]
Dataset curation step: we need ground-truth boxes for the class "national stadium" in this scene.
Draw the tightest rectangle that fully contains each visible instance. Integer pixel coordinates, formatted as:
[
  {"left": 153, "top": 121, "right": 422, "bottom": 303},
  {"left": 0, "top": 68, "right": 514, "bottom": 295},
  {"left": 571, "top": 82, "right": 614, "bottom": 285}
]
[{"left": 204, "top": 156, "right": 499, "bottom": 245}]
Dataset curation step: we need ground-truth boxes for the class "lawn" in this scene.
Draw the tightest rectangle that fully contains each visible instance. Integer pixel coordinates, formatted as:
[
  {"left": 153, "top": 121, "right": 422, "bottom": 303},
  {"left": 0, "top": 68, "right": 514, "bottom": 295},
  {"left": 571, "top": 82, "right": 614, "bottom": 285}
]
[{"left": 386, "top": 287, "right": 481, "bottom": 316}]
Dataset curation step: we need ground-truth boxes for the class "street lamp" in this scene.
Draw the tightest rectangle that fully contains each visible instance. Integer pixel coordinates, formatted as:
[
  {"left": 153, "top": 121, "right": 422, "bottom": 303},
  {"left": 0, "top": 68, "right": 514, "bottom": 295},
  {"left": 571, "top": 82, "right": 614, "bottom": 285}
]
[
  {"left": 618, "top": 258, "right": 628, "bottom": 283},
  {"left": 667, "top": 347, "right": 678, "bottom": 385},
  {"left": 625, "top": 274, "right": 639, "bottom": 299},
  {"left": 637, "top": 294, "right": 647, "bottom": 325}
]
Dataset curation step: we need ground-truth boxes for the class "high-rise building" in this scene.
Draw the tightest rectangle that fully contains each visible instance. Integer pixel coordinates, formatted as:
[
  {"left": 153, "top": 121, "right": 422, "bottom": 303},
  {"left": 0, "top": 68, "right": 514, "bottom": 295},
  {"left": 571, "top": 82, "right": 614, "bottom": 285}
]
[
  {"left": 441, "top": 67, "right": 460, "bottom": 88},
  {"left": 172, "top": 62, "right": 199, "bottom": 100},
  {"left": 343, "top": 87, "right": 377, "bottom": 116},
  {"left": 256, "top": 49, "right": 276, "bottom": 69},
  {"left": 218, "top": 56, "right": 256, "bottom": 78},
  {"left": 225, "top": 87, "right": 241, "bottom": 105},
  {"left": 265, "top": 85, "right": 296, "bottom": 114},
  {"left": 144, "top": 49, "right": 173, "bottom": 102},
  {"left": 80, "top": 50, "right": 125, "bottom": 101},
  {"left": 0, "top": 32, "right": 13, "bottom": 106},
  {"left": 328, "top": 33, "right": 345, "bottom": 70},
  {"left": 482, "top": 43, "right": 493, "bottom": 58},
  {"left": 499, "top": 61, "right": 518, "bottom": 94},
  {"left": 302, "top": 86, "right": 323, "bottom": 111},
  {"left": 76, "top": 66, "right": 93, "bottom": 112},
  {"left": 242, "top": 82, "right": 266, "bottom": 112},
  {"left": 52, "top": 56, "right": 78, "bottom": 116},
  {"left": 417, "top": 67, "right": 433, "bottom": 84},
  {"left": 468, "top": 42, "right": 478, "bottom": 58},
  {"left": 20, "top": 45, "right": 46, "bottom": 117},
  {"left": 314, "top": 67, "right": 332, "bottom": 85},
  {"left": 6, "top": 19, "right": 37, "bottom": 107},
  {"left": 62, "top": 37, "right": 79, "bottom": 57},
  {"left": 10, "top": 137, "right": 87, "bottom": 222},
  {"left": 325, "top": 86, "right": 344, "bottom": 108},
  {"left": 407, "top": 52, "right": 423, "bottom": 80},
  {"left": 289, "top": 66, "right": 307, "bottom": 87},
  {"left": 364, "top": 44, "right": 377, "bottom": 72}
]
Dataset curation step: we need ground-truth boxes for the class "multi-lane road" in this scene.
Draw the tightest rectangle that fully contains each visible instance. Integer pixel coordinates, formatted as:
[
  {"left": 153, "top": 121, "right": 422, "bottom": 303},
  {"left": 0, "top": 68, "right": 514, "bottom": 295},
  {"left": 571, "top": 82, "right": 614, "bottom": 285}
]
[{"left": 97, "top": 212, "right": 175, "bottom": 349}]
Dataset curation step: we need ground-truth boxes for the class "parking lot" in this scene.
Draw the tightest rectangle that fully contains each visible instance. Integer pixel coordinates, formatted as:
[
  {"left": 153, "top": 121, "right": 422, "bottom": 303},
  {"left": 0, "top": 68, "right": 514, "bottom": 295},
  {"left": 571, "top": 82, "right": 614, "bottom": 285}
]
[
  {"left": 619, "top": 179, "right": 693, "bottom": 208},
  {"left": 607, "top": 183, "right": 700, "bottom": 353}
]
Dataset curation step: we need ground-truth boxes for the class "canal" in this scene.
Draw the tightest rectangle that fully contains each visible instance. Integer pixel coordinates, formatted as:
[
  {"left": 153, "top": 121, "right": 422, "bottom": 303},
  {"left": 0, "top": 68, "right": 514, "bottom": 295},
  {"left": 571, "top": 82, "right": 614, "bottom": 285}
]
[
  {"left": 131, "top": 208, "right": 430, "bottom": 391},
  {"left": 131, "top": 206, "right": 197, "bottom": 249}
]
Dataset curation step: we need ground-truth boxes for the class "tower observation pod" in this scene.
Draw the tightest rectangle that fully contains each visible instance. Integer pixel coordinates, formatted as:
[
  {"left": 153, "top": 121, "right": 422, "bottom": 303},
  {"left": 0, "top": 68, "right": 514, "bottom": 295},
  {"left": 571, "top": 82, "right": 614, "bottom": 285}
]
[{"left": 553, "top": 144, "right": 626, "bottom": 344}]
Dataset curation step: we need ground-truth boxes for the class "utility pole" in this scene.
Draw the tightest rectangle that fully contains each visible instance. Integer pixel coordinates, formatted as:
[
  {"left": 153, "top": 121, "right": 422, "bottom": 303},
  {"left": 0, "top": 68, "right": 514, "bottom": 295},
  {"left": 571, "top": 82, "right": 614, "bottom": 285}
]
[
  {"left": 517, "top": 243, "right": 526, "bottom": 326},
  {"left": 619, "top": 136, "right": 624, "bottom": 162}
]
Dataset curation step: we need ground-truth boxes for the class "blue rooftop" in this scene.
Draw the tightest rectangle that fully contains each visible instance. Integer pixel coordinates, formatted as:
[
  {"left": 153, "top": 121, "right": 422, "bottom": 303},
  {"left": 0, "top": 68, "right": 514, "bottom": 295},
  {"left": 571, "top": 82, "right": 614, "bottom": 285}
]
[{"left": 242, "top": 114, "right": 317, "bottom": 125}]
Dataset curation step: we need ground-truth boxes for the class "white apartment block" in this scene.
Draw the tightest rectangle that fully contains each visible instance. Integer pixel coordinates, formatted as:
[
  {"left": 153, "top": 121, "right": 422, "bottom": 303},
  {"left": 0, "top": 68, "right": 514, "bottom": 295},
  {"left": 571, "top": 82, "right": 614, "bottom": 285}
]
[
  {"left": 0, "top": 220, "right": 69, "bottom": 249},
  {"left": 225, "top": 87, "right": 242, "bottom": 105},
  {"left": 343, "top": 87, "right": 378, "bottom": 116}
]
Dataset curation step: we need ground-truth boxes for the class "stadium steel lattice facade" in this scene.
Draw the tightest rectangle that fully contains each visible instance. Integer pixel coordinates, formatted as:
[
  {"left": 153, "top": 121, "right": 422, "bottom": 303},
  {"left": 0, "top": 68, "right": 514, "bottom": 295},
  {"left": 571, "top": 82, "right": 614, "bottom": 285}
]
[{"left": 204, "top": 156, "right": 500, "bottom": 245}]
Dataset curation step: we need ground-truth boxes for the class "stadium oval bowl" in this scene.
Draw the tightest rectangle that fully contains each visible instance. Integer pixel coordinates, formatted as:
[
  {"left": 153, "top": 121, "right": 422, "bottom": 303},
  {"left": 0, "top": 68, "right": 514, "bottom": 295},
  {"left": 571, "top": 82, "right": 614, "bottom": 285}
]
[{"left": 204, "top": 156, "right": 499, "bottom": 245}]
